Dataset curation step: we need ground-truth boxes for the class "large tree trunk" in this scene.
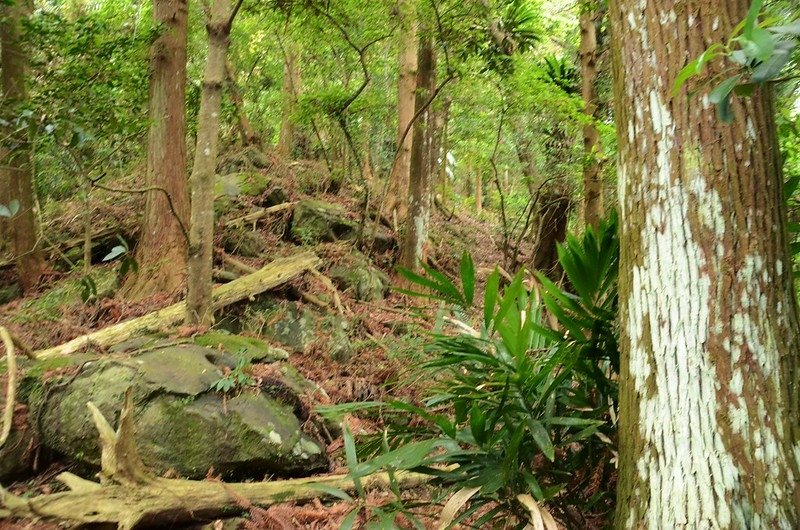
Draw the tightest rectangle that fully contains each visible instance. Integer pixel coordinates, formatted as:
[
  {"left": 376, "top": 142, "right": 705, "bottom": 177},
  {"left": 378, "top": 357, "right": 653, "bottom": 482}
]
[
  {"left": 610, "top": 1, "right": 800, "bottom": 528},
  {"left": 399, "top": 35, "right": 433, "bottom": 272},
  {"left": 579, "top": 4, "right": 602, "bottom": 230},
  {"left": 381, "top": 0, "right": 417, "bottom": 225},
  {"left": 1, "top": 0, "right": 45, "bottom": 293},
  {"left": 186, "top": 0, "right": 237, "bottom": 325},
  {"left": 277, "top": 39, "right": 301, "bottom": 158},
  {"left": 125, "top": 0, "right": 190, "bottom": 300}
]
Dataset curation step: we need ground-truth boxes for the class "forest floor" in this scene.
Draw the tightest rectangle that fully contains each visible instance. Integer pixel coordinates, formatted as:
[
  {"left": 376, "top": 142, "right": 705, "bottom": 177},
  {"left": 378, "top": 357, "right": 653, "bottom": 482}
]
[{"left": 0, "top": 153, "right": 555, "bottom": 529}]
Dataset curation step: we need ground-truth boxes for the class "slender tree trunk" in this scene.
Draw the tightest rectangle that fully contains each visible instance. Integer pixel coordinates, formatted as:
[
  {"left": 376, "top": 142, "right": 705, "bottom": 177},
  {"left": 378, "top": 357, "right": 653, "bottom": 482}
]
[
  {"left": 438, "top": 98, "right": 451, "bottom": 205},
  {"left": 399, "top": 35, "right": 433, "bottom": 272},
  {"left": 1, "top": 0, "right": 44, "bottom": 292},
  {"left": 475, "top": 170, "right": 482, "bottom": 216},
  {"left": 125, "top": 0, "right": 190, "bottom": 299},
  {"left": 382, "top": 0, "right": 417, "bottom": 224},
  {"left": 580, "top": 4, "right": 602, "bottom": 230},
  {"left": 186, "top": 0, "right": 237, "bottom": 325},
  {"left": 225, "top": 59, "right": 259, "bottom": 147},
  {"left": 277, "top": 40, "right": 301, "bottom": 158},
  {"left": 610, "top": 0, "right": 800, "bottom": 527}
]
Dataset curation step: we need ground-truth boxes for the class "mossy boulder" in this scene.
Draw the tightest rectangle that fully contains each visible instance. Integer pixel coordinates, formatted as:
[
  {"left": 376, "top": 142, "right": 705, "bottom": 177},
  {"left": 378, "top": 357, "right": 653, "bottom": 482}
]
[
  {"left": 290, "top": 200, "right": 358, "bottom": 244},
  {"left": 194, "top": 331, "right": 289, "bottom": 365},
  {"left": 243, "top": 301, "right": 355, "bottom": 361},
  {"left": 329, "top": 253, "right": 390, "bottom": 302},
  {"left": 29, "top": 342, "right": 326, "bottom": 479},
  {"left": 220, "top": 226, "right": 268, "bottom": 258},
  {"left": 245, "top": 302, "right": 319, "bottom": 353},
  {"left": 214, "top": 172, "right": 272, "bottom": 216}
]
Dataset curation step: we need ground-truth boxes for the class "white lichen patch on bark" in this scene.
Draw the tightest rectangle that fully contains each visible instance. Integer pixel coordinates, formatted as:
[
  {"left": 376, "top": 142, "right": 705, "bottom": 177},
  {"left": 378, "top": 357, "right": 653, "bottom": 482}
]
[
  {"left": 621, "top": 81, "right": 798, "bottom": 530},
  {"left": 622, "top": 89, "right": 741, "bottom": 529}
]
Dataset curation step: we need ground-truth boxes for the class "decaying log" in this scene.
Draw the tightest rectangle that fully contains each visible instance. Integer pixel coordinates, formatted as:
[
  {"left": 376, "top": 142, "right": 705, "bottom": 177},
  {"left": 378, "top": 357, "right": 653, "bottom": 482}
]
[
  {"left": 222, "top": 253, "right": 258, "bottom": 275},
  {"left": 0, "top": 388, "right": 434, "bottom": 529},
  {"left": 34, "top": 252, "right": 322, "bottom": 360},
  {"left": 224, "top": 201, "right": 296, "bottom": 229}
]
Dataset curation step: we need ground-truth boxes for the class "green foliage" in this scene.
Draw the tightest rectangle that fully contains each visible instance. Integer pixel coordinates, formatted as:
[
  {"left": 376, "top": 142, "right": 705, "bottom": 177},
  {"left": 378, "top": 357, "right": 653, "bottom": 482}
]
[
  {"left": 673, "top": 1, "right": 799, "bottom": 122},
  {"left": 210, "top": 354, "right": 256, "bottom": 394},
  {"left": 536, "top": 212, "right": 619, "bottom": 373},
  {"left": 102, "top": 235, "right": 138, "bottom": 284},
  {"left": 339, "top": 238, "right": 619, "bottom": 525}
]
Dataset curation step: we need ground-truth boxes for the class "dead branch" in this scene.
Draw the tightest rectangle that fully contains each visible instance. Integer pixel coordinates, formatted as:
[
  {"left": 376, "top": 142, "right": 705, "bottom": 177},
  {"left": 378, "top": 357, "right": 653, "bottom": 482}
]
[
  {"left": 33, "top": 252, "right": 322, "bottom": 360},
  {"left": 0, "top": 327, "right": 17, "bottom": 449}
]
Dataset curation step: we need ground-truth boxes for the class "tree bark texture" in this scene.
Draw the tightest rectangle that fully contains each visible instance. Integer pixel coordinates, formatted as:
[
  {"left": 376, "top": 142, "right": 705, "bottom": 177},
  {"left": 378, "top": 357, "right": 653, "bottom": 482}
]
[
  {"left": 186, "top": 0, "right": 234, "bottom": 325},
  {"left": 382, "top": 0, "right": 417, "bottom": 225},
  {"left": 580, "top": 4, "right": 603, "bottom": 230},
  {"left": 225, "top": 59, "right": 260, "bottom": 147},
  {"left": 126, "top": 0, "right": 190, "bottom": 299},
  {"left": 1, "top": 0, "right": 45, "bottom": 292},
  {"left": 610, "top": 1, "right": 800, "bottom": 528},
  {"left": 277, "top": 40, "right": 301, "bottom": 157},
  {"left": 399, "top": 35, "right": 433, "bottom": 272}
]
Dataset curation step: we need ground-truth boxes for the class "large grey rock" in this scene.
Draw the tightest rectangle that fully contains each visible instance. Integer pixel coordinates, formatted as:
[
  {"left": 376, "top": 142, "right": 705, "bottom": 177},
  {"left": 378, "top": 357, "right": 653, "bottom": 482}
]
[
  {"left": 30, "top": 342, "right": 326, "bottom": 479},
  {"left": 243, "top": 301, "right": 355, "bottom": 361},
  {"left": 329, "top": 253, "right": 390, "bottom": 302},
  {"left": 290, "top": 200, "right": 358, "bottom": 244}
]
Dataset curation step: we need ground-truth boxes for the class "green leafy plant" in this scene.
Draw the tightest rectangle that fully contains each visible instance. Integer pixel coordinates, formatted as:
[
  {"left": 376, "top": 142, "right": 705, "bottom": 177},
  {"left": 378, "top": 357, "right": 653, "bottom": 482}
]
[
  {"left": 307, "top": 426, "right": 456, "bottom": 530},
  {"left": 102, "top": 235, "right": 138, "bottom": 284},
  {"left": 210, "top": 355, "right": 256, "bottom": 394},
  {"left": 326, "top": 236, "right": 619, "bottom": 527},
  {"left": 673, "top": 0, "right": 799, "bottom": 122}
]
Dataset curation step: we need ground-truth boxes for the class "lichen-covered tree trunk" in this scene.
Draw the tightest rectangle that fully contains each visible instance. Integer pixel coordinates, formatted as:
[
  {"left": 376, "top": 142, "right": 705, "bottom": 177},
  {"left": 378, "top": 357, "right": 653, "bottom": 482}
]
[
  {"left": 126, "top": 0, "right": 189, "bottom": 299},
  {"left": 399, "top": 35, "right": 433, "bottom": 272},
  {"left": 382, "top": 0, "right": 417, "bottom": 225},
  {"left": 579, "top": 3, "right": 602, "bottom": 230},
  {"left": 610, "top": 1, "right": 800, "bottom": 528},
  {"left": 186, "top": 0, "right": 236, "bottom": 325},
  {"left": 277, "top": 40, "right": 301, "bottom": 157},
  {"left": 1, "top": 0, "right": 44, "bottom": 292}
]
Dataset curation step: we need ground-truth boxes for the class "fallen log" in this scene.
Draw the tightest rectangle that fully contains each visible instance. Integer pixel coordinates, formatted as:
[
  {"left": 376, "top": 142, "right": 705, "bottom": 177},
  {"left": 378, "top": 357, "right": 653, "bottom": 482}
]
[
  {"left": 224, "top": 201, "right": 296, "bottom": 229},
  {"left": 0, "top": 388, "right": 434, "bottom": 529},
  {"left": 34, "top": 252, "right": 321, "bottom": 360}
]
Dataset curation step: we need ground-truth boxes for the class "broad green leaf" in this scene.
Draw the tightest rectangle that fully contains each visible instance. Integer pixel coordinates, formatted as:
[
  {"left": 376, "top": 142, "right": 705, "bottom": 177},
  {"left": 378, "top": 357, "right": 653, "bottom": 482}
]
[
  {"left": 740, "top": 27, "right": 775, "bottom": 62},
  {"left": 709, "top": 75, "right": 742, "bottom": 105},
  {"left": 343, "top": 425, "right": 364, "bottom": 497},
  {"left": 339, "top": 508, "right": 360, "bottom": 530},
  {"left": 459, "top": 252, "right": 476, "bottom": 306},
  {"left": 751, "top": 40, "right": 795, "bottom": 84},
  {"left": 0, "top": 205, "right": 10, "bottom": 218},
  {"left": 307, "top": 484, "right": 353, "bottom": 502},
  {"left": 743, "top": 0, "right": 763, "bottom": 39},
  {"left": 527, "top": 419, "right": 555, "bottom": 461},
  {"left": 8, "top": 199, "right": 19, "bottom": 216},
  {"left": 483, "top": 268, "right": 500, "bottom": 330},
  {"left": 672, "top": 59, "right": 699, "bottom": 96},
  {"left": 469, "top": 405, "right": 486, "bottom": 445},
  {"left": 103, "top": 245, "right": 127, "bottom": 262}
]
